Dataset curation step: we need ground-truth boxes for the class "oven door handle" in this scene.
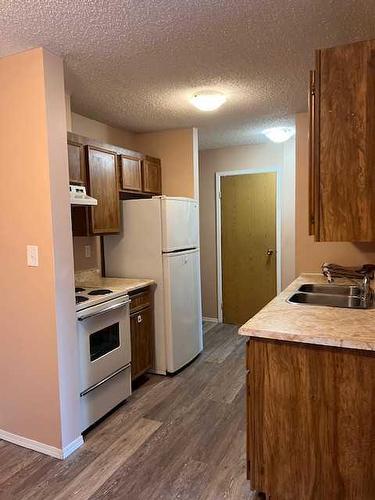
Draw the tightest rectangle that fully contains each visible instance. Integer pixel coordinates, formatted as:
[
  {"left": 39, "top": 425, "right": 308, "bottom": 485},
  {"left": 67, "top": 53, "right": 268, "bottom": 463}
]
[
  {"left": 80, "top": 364, "right": 130, "bottom": 397},
  {"left": 77, "top": 298, "right": 131, "bottom": 321}
]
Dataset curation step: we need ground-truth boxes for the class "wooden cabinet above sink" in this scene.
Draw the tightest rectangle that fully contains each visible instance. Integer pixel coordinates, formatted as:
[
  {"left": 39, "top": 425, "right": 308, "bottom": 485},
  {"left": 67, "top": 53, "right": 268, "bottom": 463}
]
[{"left": 309, "top": 39, "right": 375, "bottom": 242}]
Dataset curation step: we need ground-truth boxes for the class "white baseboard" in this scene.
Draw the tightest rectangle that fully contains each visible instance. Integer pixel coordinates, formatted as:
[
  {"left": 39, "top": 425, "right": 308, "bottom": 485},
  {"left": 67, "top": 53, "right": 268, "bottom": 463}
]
[
  {"left": 203, "top": 316, "right": 219, "bottom": 323},
  {"left": 0, "top": 428, "right": 84, "bottom": 460},
  {"left": 61, "top": 435, "right": 84, "bottom": 459}
]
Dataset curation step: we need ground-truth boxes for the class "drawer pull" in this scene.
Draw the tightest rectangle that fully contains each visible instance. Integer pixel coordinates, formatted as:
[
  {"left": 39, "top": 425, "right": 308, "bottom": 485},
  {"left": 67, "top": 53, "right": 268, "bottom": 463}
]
[{"left": 137, "top": 315, "right": 143, "bottom": 323}]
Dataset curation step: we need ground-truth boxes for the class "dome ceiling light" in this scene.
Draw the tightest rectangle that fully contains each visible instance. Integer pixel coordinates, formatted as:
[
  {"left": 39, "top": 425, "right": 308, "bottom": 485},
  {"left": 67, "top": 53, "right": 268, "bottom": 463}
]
[
  {"left": 190, "top": 91, "right": 226, "bottom": 111},
  {"left": 262, "top": 127, "right": 295, "bottom": 143}
]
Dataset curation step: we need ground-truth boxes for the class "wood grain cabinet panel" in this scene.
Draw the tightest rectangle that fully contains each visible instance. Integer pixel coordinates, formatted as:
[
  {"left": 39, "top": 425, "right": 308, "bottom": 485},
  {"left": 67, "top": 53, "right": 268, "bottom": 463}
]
[
  {"left": 130, "top": 306, "right": 154, "bottom": 381},
  {"left": 246, "top": 339, "right": 375, "bottom": 498},
  {"left": 119, "top": 155, "right": 142, "bottom": 192},
  {"left": 86, "top": 146, "right": 120, "bottom": 234},
  {"left": 71, "top": 206, "right": 90, "bottom": 237},
  {"left": 68, "top": 141, "right": 86, "bottom": 185},
  {"left": 309, "top": 39, "right": 375, "bottom": 241},
  {"left": 142, "top": 157, "right": 162, "bottom": 194},
  {"left": 130, "top": 289, "right": 152, "bottom": 313}
]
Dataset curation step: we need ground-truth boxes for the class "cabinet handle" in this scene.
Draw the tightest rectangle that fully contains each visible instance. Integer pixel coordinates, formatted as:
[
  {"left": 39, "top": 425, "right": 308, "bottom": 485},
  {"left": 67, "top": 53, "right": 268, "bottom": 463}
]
[{"left": 137, "top": 315, "right": 142, "bottom": 323}]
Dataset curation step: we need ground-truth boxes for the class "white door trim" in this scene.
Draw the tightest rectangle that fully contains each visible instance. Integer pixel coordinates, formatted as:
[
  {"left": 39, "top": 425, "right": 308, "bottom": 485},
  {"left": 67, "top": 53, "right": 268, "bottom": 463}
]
[{"left": 215, "top": 166, "right": 282, "bottom": 323}]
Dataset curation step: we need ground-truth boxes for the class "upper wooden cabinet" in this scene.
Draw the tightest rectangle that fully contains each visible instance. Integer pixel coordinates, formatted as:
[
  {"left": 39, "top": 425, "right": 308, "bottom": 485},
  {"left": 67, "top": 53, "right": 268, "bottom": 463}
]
[
  {"left": 142, "top": 157, "right": 162, "bottom": 195},
  {"left": 119, "top": 155, "right": 143, "bottom": 192},
  {"left": 309, "top": 39, "right": 375, "bottom": 241},
  {"left": 68, "top": 140, "right": 86, "bottom": 185},
  {"left": 86, "top": 146, "right": 120, "bottom": 234},
  {"left": 67, "top": 132, "right": 163, "bottom": 236}
]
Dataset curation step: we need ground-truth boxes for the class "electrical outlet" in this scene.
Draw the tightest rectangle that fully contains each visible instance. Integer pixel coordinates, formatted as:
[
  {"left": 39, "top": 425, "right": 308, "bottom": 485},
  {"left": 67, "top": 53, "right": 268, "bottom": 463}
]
[
  {"left": 27, "top": 245, "right": 39, "bottom": 267},
  {"left": 84, "top": 245, "right": 91, "bottom": 258}
]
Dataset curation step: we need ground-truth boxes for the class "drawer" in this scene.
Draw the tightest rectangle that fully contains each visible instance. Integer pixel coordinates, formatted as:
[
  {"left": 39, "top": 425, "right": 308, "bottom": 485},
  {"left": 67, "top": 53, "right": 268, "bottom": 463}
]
[
  {"left": 80, "top": 364, "right": 131, "bottom": 432},
  {"left": 130, "top": 288, "right": 151, "bottom": 313}
]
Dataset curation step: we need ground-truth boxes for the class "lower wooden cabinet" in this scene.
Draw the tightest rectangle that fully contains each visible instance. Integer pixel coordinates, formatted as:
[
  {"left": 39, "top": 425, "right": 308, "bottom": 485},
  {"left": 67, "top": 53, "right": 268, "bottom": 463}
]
[
  {"left": 246, "top": 339, "right": 375, "bottom": 499},
  {"left": 129, "top": 288, "right": 154, "bottom": 381}
]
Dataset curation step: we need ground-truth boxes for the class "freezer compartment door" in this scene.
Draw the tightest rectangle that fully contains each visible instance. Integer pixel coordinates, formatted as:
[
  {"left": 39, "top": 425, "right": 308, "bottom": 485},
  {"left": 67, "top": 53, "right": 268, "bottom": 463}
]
[
  {"left": 161, "top": 197, "right": 199, "bottom": 252},
  {"left": 163, "top": 248, "right": 203, "bottom": 373}
]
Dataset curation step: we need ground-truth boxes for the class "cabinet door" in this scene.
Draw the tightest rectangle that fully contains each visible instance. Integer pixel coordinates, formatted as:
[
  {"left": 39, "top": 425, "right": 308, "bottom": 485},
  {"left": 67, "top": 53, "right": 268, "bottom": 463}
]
[
  {"left": 119, "top": 155, "right": 142, "bottom": 192},
  {"left": 130, "top": 307, "right": 153, "bottom": 381},
  {"left": 86, "top": 146, "right": 120, "bottom": 234},
  {"left": 142, "top": 157, "right": 162, "bottom": 194},
  {"left": 68, "top": 141, "right": 86, "bottom": 185},
  {"left": 317, "top": 40, "right": 375, "bottom": 241}
]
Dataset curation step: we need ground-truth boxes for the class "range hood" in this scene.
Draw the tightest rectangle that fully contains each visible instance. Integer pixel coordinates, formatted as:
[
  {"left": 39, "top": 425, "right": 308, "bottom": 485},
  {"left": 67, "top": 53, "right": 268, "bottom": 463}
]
[{"left": 70, "top": 185, "right": 97, "bottom": 206}]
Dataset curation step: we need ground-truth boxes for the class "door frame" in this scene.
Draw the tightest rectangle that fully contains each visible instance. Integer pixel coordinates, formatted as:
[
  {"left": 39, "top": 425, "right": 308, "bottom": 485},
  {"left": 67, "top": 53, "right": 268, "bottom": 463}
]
[{"left": 215, "top": 166, "right": 282, "bottom": 323}]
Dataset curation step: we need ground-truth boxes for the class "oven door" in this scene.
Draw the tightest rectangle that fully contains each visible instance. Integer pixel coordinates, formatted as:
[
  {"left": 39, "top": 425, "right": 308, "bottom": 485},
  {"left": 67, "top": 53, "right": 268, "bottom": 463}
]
[{"left": 77, "top": 295, "right": 131, "bottom": 392}]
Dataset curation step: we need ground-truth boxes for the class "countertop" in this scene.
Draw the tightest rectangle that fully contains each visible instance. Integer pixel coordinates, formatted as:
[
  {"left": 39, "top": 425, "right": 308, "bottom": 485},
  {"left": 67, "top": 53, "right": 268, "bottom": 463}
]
[
  {"left": 239, "top": 273, "right": 375, "bottom": 351},
  {"left": 75, "top": 269, "right": 154, "bottom": 294},
  {"left": 78, "top": 276, "right": 155, "bottom": 294}
]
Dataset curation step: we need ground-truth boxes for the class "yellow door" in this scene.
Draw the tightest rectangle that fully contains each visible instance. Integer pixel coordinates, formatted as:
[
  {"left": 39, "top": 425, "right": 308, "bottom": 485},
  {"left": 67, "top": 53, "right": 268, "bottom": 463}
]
[{"left": 221, "top": 173, "right": 277, "bottom": 325}]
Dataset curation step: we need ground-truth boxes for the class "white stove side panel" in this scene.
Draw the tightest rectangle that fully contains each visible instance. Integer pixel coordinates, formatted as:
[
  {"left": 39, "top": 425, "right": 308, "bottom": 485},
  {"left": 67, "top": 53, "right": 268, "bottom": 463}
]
[{"left": 104, "top": 199, "right": 167, "bottom": 374}]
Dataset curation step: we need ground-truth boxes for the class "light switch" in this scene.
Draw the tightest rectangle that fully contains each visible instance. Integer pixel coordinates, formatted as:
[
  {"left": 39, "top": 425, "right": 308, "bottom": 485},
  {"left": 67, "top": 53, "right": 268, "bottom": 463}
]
[
  {"left": 27, "top": 245, "right": 39, "bottom": 267},
  {"left": 84, "top": 245, "right": 91, "bottom": 258}
]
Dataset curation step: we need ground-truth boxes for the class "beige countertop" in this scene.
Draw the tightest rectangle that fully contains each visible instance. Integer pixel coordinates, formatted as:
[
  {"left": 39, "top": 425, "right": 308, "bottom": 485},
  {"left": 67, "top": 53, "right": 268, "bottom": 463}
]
[
  {"left": 75, "top": 269, "right": 155, "bottom": 294},
  {"left": 239, "top": 273, "right": 375, "bottom": 352}
]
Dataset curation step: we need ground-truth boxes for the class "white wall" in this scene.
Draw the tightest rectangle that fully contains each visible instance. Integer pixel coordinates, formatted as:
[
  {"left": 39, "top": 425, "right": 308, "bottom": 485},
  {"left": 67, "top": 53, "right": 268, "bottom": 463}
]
[{"left": 199, "top": 139, "right": 296, "bottom": 319}]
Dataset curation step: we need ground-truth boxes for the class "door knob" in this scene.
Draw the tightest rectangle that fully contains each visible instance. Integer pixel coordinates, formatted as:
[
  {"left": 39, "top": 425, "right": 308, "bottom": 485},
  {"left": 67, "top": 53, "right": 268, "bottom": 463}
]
[{"left": 266, "top": 249, "right": 274, "bottom": 256}]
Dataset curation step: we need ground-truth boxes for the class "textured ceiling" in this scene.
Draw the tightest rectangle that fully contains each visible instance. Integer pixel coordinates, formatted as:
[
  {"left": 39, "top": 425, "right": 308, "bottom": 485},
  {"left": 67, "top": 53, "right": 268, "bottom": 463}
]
[{"left": 1, "top": 0, "right": 375, "bottom": 149}]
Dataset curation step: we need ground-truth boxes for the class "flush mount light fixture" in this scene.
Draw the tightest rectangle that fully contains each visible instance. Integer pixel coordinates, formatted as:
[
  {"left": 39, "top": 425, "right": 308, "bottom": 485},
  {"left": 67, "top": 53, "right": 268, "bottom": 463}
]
[
  {"left": 263, "top": 127, "right": 295, "bottom": 143},
  {"left": 190, "top": 91, "right": 226, "bottom": 111}
]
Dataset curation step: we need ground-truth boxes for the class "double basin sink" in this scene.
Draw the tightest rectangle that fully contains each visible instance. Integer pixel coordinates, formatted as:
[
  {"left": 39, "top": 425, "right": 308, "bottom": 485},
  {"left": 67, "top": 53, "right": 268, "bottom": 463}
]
[{"left": 288, "top": 283, "right": 373, "bottom": 309}]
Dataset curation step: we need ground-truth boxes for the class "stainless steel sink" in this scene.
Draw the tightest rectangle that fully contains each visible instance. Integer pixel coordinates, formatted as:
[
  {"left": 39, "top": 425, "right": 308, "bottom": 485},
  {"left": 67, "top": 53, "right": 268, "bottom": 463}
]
[
  {"left": 288, "top": 291, "right": 367, "bottom": 309},
  {"left": 298, "top": 283, "right": 362, "bottom": 296}
]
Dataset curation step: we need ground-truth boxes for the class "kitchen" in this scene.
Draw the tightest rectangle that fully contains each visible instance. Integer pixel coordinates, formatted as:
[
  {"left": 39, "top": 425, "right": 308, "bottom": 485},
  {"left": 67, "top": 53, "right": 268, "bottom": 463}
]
[{"left": 1, "top": 2, "right": 375, "bottom": 499}]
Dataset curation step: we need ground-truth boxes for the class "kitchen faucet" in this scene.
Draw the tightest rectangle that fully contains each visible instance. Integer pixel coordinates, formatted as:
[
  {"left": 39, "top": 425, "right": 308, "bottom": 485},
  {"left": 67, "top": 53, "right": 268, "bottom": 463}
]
[{"left": 322, "top": 263, "right": 374, "bottom": 306}]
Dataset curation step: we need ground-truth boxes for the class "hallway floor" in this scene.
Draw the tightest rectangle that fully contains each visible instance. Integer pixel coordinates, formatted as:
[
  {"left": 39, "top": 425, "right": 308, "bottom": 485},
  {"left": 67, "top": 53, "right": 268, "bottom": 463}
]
[{"left": 0, "top": 322, "right": 254, "bottom": 500}]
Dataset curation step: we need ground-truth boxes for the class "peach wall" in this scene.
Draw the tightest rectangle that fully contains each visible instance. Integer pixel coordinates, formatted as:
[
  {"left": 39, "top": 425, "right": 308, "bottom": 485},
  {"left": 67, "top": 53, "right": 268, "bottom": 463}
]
[
  {"left": 73, "top": 236, "right": 101, "bottom": 271},
  {"left": 134, "top": 128, "right": 198, "bottom": 199},
  {"left": 199, "top": 141, "right": 296, "bottom": 319},
  {"left": 65, "top": 93, "right": 72, "bottom": 132},
  {"left": 0, "top": 48, "right": 80, "bottom": 449},
  {"left": 71, "top": 112, "right": 136, "bottom": 150},
  {"left": 295, "top": 113, "right": 375, "bottom": 273},
  {"left": 43, "top": 51, "right": 81, "bottom": 448}
]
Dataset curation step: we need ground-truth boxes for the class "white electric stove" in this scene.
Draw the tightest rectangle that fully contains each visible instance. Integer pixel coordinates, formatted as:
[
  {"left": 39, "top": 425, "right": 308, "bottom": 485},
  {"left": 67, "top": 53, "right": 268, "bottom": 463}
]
[{"left": 75, "top": 285, "right": 132, "bottom": 431}]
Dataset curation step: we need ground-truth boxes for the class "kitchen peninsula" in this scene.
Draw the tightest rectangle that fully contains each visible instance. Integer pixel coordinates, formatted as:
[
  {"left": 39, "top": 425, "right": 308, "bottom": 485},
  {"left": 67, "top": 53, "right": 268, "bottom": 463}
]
[{"left": 240, "top": 273, "right": 375, "bottom": 499}]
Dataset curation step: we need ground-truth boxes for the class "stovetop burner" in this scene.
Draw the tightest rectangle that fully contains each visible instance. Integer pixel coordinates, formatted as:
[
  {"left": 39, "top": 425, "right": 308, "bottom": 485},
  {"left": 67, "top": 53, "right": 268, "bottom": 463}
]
[
  {"left": 76, "top": 295, "right": 89, "bottom": 304},
  {"left": 75, "top": 287, "right": 85, "bottom": 293},
  {"left": 88, "top": 289, "right": 113, "bottom": 296}
]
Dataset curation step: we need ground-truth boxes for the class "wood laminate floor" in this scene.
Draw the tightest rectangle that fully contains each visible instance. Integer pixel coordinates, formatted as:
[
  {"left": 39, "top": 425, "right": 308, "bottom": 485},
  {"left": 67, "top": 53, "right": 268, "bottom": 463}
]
[{"left": 0, "top": 322, "right": 254, "bottom": 500}]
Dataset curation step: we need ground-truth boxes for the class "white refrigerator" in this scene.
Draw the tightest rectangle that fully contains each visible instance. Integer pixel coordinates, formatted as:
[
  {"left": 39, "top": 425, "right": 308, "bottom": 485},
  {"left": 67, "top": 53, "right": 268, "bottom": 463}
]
[{"left": 104, "top": 196, "right": 203, "bottom": 375}]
